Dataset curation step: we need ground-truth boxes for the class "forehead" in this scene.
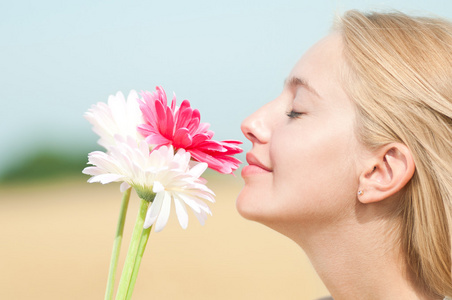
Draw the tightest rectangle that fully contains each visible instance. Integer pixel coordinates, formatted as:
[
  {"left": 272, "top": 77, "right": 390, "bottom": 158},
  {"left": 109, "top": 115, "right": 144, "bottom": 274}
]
[{"left": 288, "top": 33, "right": 344, "bottom": 100}]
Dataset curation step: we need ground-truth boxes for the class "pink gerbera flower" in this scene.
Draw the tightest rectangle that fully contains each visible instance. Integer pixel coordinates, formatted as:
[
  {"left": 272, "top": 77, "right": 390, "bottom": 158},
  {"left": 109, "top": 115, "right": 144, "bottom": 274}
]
[{"left": 137, "top": 86, "right": 242, "bottom": 174}]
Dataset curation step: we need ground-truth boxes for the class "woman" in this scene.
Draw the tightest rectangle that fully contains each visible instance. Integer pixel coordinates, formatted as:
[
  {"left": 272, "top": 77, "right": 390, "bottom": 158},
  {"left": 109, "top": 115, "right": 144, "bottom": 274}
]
[{"left": 237, "top": 10, "right": 452, "bottom": 300}]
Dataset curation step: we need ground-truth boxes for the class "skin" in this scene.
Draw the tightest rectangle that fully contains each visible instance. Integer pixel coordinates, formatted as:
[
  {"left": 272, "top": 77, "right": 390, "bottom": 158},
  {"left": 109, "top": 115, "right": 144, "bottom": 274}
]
[
  {"left": 238, "top": 33, "right": 361, "bottom": 232},
  {"left": 237, "top": 33, "right": 438, "bottom": 300}
]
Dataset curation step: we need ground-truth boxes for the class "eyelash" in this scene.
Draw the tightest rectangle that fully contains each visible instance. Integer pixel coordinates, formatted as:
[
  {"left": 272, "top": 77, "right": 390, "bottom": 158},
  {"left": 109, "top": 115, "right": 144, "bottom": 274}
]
[{"left": 286, "top": 110, "right": 304, "bottom": 119}]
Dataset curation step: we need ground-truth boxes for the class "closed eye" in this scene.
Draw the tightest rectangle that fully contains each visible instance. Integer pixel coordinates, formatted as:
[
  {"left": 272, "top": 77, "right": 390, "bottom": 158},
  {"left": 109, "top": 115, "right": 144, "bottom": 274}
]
[{"left": 286, "top": 110, "right": 304, "bottom": 119}]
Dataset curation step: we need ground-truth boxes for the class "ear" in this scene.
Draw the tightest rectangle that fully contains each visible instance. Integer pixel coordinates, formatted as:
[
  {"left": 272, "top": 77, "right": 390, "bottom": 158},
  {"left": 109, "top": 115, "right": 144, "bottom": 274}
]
[{"left": 357, "top": 143, "right": 415, "bottom": 204}]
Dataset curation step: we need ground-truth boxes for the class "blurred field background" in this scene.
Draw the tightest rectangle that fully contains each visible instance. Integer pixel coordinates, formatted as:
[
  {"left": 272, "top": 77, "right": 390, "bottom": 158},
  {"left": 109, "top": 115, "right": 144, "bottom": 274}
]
[
  {"left": 0, "top": 169, "right": 329, "bottom": 299},
  {"left": 2, "top": 0, "right": 452, "bottom": 299}
]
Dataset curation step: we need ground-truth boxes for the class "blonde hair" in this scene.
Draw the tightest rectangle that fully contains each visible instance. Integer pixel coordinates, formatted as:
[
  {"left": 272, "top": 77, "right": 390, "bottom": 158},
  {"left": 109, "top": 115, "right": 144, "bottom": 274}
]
[{"left": 336, "top": 10, "right": 452, "bottom": 297}]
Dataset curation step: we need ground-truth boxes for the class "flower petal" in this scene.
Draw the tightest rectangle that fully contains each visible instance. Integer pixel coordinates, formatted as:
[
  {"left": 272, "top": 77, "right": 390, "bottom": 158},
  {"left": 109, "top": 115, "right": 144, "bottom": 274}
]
[
  {"left": 174, "top": 197, "right": 189, "bottom": 229},
  {"left": 144, "top": 192, "right": 164, "bottom": 229},
  {"left": 120, "top": 182, "right": 131, "bottom": 192},
  {"left": 85, "top": 90, "right": 143, "bottom": 150},
  {"left": 173, "top": 128, "right": 192, "bottom": 148},
  {"left": 153, "top": 181, "right": 165, "bottom": 193},
  {"left": 188, "top": 162, "right": 208, "bottom": 178},
  {"left": 154, "top": 192, "right": 171, "bottom": 232},
  {"left": 192, "top": 210, "right": 208, "bottom": 226},
  {"left": 88, "top": 173, "right": 125, "bottom": 184}
]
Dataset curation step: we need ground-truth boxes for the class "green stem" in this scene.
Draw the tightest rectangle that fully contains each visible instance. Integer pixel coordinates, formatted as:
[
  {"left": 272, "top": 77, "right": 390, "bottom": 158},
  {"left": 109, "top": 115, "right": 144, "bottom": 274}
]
[
  {"left": 105, "top": 187, "right": 132, "bottom": 300},
  {"left": 115, "top": 198, "right": 149, "bottom": 300},
  {"left": 125, "top": 225, "right": 152, "bottom": 300}
]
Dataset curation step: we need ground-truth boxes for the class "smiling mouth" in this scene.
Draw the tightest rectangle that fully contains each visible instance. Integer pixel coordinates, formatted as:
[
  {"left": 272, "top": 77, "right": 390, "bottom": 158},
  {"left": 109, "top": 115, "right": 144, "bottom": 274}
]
[
  {"left": 241, "top": 164, "right": 272, "bottom": 177},
  {"left": 241, "top": 153, "right": 272, "bottom": 177}
]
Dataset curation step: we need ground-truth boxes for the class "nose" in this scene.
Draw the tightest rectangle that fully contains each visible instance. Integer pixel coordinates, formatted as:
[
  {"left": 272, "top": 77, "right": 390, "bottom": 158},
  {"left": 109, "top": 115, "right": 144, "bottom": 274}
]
[{"left": 241, "top": 103, "right": 272, "bottom": 144}]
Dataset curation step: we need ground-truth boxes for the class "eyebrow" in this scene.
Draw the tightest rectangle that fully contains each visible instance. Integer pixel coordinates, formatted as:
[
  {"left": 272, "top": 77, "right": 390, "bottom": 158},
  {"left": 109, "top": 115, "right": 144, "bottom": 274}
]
[{"left": 284, "top": 76, "right": 321, "bottom": 99}]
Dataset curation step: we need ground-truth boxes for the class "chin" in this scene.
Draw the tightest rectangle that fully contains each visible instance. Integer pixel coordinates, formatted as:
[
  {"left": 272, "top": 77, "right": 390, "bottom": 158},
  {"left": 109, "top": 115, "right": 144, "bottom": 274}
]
[
  {"left": 236, "top": 187, "right": 265, "bottom": 221},
  {"left": 237, "top": 174, "right": 275, "bottom": 218},
  {"left": 236, "top": 186, "right": 280, "bottom": 226},
  {"left": 236, "top": 188, "right": 255, "bottom": 219}
]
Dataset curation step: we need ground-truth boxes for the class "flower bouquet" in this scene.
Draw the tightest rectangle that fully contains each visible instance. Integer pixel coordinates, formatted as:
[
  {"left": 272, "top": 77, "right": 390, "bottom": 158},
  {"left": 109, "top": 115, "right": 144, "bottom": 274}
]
[{"left": 82, "top": 87, "right": 242, "bottom": 299}]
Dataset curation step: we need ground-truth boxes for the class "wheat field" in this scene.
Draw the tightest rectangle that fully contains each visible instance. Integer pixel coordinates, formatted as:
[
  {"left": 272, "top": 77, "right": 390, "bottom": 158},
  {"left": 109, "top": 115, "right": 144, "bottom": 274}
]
[{"left": 0, "top": 174, "right": 329, "bottom": 299}]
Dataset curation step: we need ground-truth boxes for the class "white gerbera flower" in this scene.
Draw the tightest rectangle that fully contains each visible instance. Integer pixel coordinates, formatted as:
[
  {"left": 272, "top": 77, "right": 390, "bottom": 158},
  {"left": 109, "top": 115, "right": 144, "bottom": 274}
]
[
  {"left": 84, "top": 90, "right": 144, "bottom": 150},
  {"left": 82, "top": 137, "right": 215, "bottom": 232}
]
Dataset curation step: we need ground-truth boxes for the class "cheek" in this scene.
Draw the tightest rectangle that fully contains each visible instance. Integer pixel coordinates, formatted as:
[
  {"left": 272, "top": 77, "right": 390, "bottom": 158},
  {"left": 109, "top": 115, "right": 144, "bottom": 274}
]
[{"left": 269, "top": 127, "right": 359, "bottom": 221}]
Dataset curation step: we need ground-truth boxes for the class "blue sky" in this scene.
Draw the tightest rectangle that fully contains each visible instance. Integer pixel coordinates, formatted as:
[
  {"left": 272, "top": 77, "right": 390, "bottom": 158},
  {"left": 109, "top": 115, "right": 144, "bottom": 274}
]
[{"left": 1, "top": 0, "right": 452, "bottom": 174}]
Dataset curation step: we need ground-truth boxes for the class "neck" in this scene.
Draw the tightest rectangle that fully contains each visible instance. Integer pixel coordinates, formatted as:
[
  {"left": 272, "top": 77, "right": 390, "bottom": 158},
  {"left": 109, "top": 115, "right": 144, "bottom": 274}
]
[{"left": 277, "top": 204, "right": 440, "bottom": 300}]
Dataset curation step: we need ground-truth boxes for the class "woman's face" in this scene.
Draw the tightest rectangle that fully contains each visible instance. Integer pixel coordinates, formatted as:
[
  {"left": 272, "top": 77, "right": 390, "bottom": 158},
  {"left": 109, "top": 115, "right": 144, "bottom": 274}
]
[{"left": 237, "top": 34, "right": 365, "bottom": 231}]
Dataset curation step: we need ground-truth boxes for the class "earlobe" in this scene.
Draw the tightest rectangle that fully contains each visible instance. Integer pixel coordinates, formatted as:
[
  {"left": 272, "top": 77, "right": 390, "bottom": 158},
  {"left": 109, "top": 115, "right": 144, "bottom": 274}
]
[{"left": 357, "top": 143, "right": 415, "bottom": 204}]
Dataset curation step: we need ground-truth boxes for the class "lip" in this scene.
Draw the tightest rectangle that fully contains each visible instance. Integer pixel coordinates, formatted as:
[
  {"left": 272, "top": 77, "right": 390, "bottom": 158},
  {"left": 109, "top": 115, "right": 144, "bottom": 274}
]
[{"left": 241, "top": 153, "right": 272, "bottom": 177}]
